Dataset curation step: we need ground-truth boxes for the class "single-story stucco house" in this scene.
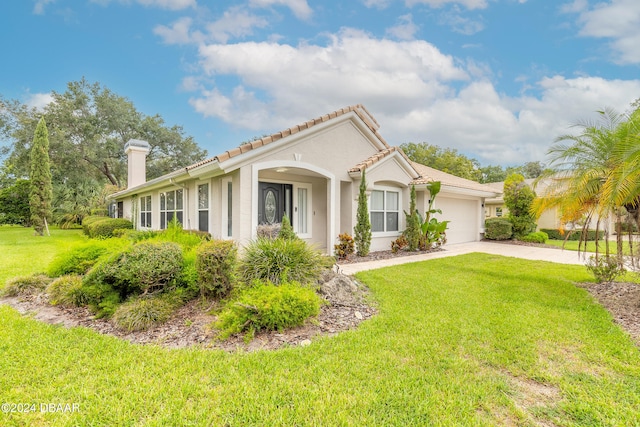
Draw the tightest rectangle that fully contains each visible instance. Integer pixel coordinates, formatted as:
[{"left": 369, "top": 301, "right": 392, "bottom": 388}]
[{"left": 110, "top": 105, "right": 500, "bottom": 254}]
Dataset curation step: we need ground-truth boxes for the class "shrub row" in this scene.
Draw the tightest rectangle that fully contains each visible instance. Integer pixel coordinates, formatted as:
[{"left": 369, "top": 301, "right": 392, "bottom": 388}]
[
  {"left": 540, "top": 228, "right": 605, "bottom": 241},
  {"left": 82, "top": 215, "right": 133, "bottom": 239},
  {"left": 521, "top": 231, "right": 549, "bottom": 244}
]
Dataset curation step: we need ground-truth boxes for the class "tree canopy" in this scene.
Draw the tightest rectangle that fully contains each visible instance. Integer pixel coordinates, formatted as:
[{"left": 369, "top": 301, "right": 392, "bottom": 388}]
[
  {"left": 0, "top": 79, "right": 207, "bottom": 226},
  {"left": 0, "top": 78, "right": 207, "bottom": 189},
  {"left": 400, "top": 142, "right": 547, "bottom": 183}
]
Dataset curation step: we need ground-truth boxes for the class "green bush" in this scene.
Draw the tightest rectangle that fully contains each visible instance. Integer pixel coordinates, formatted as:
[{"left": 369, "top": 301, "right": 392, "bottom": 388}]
[
  {"left": 484, "top": 218, "right": 513, "bottom": 240},
  {"left": 81, "top": 281, "right": 122, "bottom": 318},
  {"left": 278, "top": 214, "right": 298, "bottom": 240},
  {"left": 215, "top": 281, "right": 322, "bottom": 341},
  {"left": 87, "top": 218, "right": 133, "bottom": 239},
  {"left": 47, "top": 275, "right": 89, "bottom": 306},
  {"left": 240, "top": 237, "right": 333, "bottom": 285},
  {"left": 47, "top": 240, "right": 128, "bottom": 277},
  {"left": 586, "top": 255, "right": 624, "bottom": 284},
  {"left": 82, "top": 215, "right": 109, "bottom": 235},
  {"left": 196, "top": 240, "right": 238, "bottom": 297},
  {"left": 1, "top": 274, "right": 51, "bottom": 297},
  {"left": 83, "top": 241, "right": 183, "bottom": 298},
  {"left": 521, "top": 231, "right": 549, "bottom": 244},
  {"left": 540, "top": 228, "right": 606, "bottom": 241},
  {"left": 112, "top": 296, "right": 175, "bottom": 332}
]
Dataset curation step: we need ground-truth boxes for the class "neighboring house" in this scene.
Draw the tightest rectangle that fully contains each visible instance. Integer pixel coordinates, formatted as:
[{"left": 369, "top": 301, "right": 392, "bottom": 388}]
[
  {"left": 484, "top": 178, "right": 613, "bottom": 232},
  {"left": 485, "top": 179, "right": 558, "bottom": 230},
  {"left": 110, "top": 105, "right": 500, "bottom": 254}
]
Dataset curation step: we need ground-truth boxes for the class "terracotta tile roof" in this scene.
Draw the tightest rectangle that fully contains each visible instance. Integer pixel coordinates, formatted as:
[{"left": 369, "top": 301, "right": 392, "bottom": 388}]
[
  {"left": 187, "top": 104, "right": 387, "bottom": 171},
  {"left": 348, "top": 146, "right": 417, "bottom": 174},
  {"left": 410, "top": 161, "right": 500, "bottom": 194}
]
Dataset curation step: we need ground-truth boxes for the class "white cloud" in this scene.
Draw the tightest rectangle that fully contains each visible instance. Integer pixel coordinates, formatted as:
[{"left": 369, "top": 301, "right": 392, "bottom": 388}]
[
  {"left": 189, "top": 28, "right": 468, "bottom": 130},
  {"left": 33, "top": 0, "right": 55, "bottom": 15},
  {"left": 25, "top": 93, "right": 54, "bottom": 111},
  {"left": 206, "top": 7, "right": 269, "bottom": 43},
  {"left": 154, "top": 17, "right": 197, "bottom": 44},
  {"left": 248, "top": 0, "right": 312, "bottom": 20},
  {"left": 438, "top": 7, "right": 484, "bottom": 34},
  {"left": 186, "top": 29, "right": 640, "bottom": 166},
  {"left": 569, "top": 0, "right": 640, "bottom": 64},
  {"left": 386, "top": 14, "right": 419, "bottom": 40},
  {"left": 362, "top": 0, "right": 393, "bottom": 9},
  {"left": 90, "top": 0, "right": 195, "bottom": 10},
  {"left": 406, "top": 0, "right": 489, "bottom": 10}
]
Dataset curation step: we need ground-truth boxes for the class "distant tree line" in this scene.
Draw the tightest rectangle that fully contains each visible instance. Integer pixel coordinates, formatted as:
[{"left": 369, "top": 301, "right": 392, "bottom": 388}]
[{"left": 400, "top": 142, "right": 548, "bottom": 183}]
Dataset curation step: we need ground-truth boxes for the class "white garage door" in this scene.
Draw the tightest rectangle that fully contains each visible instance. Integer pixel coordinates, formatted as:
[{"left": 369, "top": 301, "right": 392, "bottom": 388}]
[{"left": 433, "top": 197, "right": 480, "bottom": 244}]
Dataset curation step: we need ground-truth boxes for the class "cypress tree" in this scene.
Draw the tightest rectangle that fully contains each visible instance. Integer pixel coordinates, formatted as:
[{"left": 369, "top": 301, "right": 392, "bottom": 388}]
[
  {"left": 354, "top": 170, "right": 371, "bottom": 256},
  {"left": 29, "top": 117, "right": 53, "bottom": 236},
  {"left": 404, "top": 185, "right": 421, "bottom": 251}
]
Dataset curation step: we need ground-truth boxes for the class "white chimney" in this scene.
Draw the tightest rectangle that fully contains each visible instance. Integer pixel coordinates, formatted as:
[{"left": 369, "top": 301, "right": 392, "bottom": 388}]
[{"left": 124, "top": 139, "right": 151, "bottom": 189}]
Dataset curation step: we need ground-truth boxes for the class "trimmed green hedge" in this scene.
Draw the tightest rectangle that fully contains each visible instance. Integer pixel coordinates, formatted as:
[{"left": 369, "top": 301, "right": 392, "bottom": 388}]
[
  {"left": 540, "top": 228, "right": 605, "bottom": 241},
  {"left": 87, "top": 218, "right": 133, "bottom": 239},
  {"left": 484, "top": 218, "right": 513, "bottom": 240}
]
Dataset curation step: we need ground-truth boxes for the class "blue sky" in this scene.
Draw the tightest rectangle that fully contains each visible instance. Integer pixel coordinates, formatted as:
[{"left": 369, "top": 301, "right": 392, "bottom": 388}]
[{"left": 1, "top": 0, "right": 639, "bottom": 167}]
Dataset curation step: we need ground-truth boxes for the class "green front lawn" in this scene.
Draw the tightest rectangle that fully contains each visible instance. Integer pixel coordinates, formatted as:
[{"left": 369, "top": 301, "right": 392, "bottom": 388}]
[
  {"left": 546, "top": 238, "right": 635, "bottom": 255},
  {"left": 1, "top": 226, "right": 639, "bottom": 426}
]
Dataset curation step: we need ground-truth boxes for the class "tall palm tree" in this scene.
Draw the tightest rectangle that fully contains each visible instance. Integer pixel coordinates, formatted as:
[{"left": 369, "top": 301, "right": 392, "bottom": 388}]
[{"left": 533, "top": 108, "right": 633, "bottom": 262}]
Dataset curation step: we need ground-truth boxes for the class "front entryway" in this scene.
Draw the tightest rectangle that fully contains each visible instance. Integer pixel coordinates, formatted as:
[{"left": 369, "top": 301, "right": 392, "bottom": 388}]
[{"left": 258, "top": 182, "right": 293, "bottom": 224}]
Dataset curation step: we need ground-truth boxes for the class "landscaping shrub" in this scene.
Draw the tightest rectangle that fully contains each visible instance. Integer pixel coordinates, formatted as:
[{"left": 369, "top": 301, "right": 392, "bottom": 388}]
[
  {"left": 540, "top": 228, "right": 606, "bottom": 241},
  {"left": 1, "top": 274, "right": 51, "bottom": 297},
  {"left": 240, "top": 237, "right": 333, "bottom": 285},
  {"left": 521, "top": 231, "right": 549, "bottom": 244},
  {"left": 196, "top": 240, "right": 238, "bottom": 297},
  {"left": 484, "top": 218, "right": 513, "bottom": 240},
  {"left": 586, "top": 255, "right": 624, "bottom": 284},
  {"left": 215, "top": 281, "right": 322, "bottom": 341},
  {"left": 334, "top": 232, "right": 355, "bottom": 260},
  {"left": 83, "top": 241, "right": 183, "bottom": 298},
  {"left": 87, "top": 218, "right": 133, "bottom": 239},
  {"left": 112, "top": 295, "right": 175, "bottom": 332},
  {"left": 81, "top": 281, "right": 121, "bottom": 318},
  {"left": 82, "top": 215, "right": 109, "bottom": 235},
  {"left": 278, "top": 214, "right": 297, "bottom": 240},
  {"left": 47, "top": 240, "right": 128, "bottom": 277},
  {"left": 47, "top": 275, "right": 89, "bottom": 306}
]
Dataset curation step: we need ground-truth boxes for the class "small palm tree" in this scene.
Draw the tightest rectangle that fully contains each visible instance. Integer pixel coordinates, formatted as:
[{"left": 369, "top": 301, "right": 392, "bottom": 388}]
[{"left": 533, "top": 107, "right": 640, "bottom": 266}]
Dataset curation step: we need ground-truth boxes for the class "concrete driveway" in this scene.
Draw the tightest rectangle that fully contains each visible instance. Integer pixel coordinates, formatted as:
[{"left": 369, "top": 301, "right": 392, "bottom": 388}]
[{"left": 339, "top": 241, "right": 589, "bottom": 275}]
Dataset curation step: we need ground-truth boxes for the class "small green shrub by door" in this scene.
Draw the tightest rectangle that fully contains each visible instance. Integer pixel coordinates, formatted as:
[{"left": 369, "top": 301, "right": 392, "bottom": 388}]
[{"left": 240, "top": 237, "right": 332, "bottom": 285}]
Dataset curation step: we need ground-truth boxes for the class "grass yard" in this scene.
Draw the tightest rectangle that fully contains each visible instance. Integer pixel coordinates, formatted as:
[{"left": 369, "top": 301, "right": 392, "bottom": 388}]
[
  {"left": 546, "top": 238, "right": 635, "bottom": 255},
  {"left": 1, "top": 226, "right": 640, "bottom": 426}
]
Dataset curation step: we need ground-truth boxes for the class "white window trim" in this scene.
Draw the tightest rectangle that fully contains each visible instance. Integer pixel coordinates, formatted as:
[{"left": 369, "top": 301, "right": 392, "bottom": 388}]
[
  {"left": 197, "top": 182, "right": 210, "bottom": 232},
  {"left": 221, "top": 177, "right": 233, "bottom": 239},
  {"left": 370, "top": 185, "right": 402, "bottom": 237},
  {"left": 159, "top": 189, "right": 184, "bottom": 229},
  {"left": 294, "top": 182, "right": 312, "bottom": 239},
  {"left": 140, "top": 195, "right": 152, "bottom": 229}
]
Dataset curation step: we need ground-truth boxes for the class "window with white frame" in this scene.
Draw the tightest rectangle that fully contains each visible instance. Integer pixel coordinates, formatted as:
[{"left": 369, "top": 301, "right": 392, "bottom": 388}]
[
  {"left": 197, "top": 183, "right": 209, "bottom": 232},
  {"left": 496, "top": 207, "right": 503, "bottom": 217},
  {"left": 295, "top": 183, "right": 312, "bottom": 237},
  {"left": 160, "top": 189, "right": 183, "bottom": 229},
  {"left": 140, "top": 195, "right": 152, "bottom": 228},
  {"left": 370, "top": 189, "right": 399, "bottom": 233},
  {"left": 222, "top": 178, "right": 232, "bottom": 238}
]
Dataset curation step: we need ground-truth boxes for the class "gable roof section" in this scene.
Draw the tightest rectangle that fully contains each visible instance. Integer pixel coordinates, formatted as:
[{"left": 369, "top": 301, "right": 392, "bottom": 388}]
[
  {"left": 187, "top": 104, "right": 388, "bottom": 172},
  {"left": 410, "top": 161, "right": 500, "bottom": 197}
]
